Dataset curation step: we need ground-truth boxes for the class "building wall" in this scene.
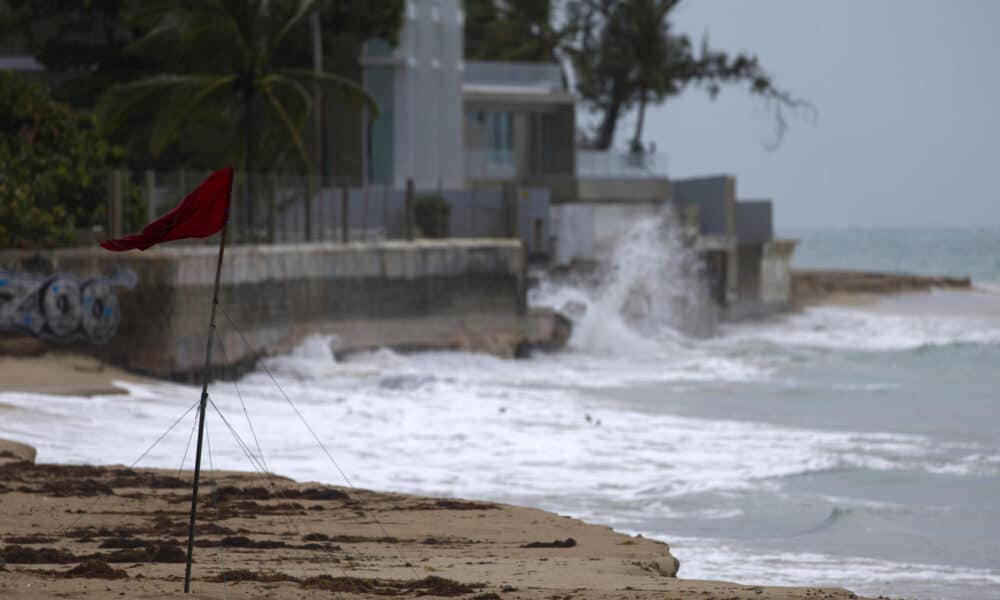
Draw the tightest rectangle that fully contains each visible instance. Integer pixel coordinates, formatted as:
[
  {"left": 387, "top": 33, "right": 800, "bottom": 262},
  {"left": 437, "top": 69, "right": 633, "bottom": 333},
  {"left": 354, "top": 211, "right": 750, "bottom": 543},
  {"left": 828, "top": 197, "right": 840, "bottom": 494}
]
[
  {"left": 671, "top": 176, "right": 735, "bottom": 237},
  {"left": 363, "top": 0, "right": 464, "bottom": 188},
  {"left": 550, "top": 201, "right": 663, "bottom": 266},
  {"left": 671, "top": 175, "right": 738, "bottom": 302},
  {"left": 0, "top": 240, "right": 550, "bottom": 378},
  {"left": 736, "top": 244, "right": 763, "bottom": 300},
  {"left": 760, "top": 240, "right": 798, "bottom": 309},
  {"left": 735, "top": 200, "right": 773, "bottom": 245}
]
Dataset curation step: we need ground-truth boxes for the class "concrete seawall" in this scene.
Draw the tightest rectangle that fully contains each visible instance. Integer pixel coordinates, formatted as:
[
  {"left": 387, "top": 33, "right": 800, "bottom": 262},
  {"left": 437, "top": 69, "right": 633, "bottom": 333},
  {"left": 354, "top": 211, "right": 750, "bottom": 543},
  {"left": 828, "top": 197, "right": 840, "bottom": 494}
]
[
  {"left": 1, "top": 240, "right": 566, "bottom": 379},
  {"left": 792, "top": 269, "right": 972, "bottom": 306}
]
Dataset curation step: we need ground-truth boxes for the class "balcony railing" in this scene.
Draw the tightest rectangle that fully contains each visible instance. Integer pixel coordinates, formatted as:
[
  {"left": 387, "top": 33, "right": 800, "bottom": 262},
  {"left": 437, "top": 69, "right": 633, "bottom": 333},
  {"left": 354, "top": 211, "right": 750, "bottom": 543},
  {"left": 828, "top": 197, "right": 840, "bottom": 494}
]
[
  {"left": 464, "top": 148, "right": 668, "bottom": 180},
  {"left": 463, "top": 61, "right": 564, "bottom": 92},
  {"left": 465, "top": 149, "right": 516, "bottom": 179},
  {"left": 575, "top": 150, "right": 667, "bottom": 178}
]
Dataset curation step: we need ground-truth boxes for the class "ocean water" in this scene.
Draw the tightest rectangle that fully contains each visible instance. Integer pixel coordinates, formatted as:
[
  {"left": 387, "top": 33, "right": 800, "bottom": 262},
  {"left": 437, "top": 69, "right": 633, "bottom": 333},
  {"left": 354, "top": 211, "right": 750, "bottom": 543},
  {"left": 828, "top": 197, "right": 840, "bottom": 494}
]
[{"left": 2, "top": 224, "right": 999, "bottom": 599}]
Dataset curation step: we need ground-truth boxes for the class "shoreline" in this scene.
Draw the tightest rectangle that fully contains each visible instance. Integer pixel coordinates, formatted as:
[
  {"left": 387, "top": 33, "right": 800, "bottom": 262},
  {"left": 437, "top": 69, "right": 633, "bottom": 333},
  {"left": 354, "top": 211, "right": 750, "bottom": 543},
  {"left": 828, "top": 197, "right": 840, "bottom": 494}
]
[{"left": 0, "top": 440, "right": 871, "bottom": 600}]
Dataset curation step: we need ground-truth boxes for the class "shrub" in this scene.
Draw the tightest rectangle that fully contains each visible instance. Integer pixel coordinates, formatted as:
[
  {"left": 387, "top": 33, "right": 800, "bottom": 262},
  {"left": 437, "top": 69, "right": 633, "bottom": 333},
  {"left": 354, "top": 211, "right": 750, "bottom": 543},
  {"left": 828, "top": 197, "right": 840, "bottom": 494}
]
[
  {"left": 0, "top": 73, "right": 134, "bottom": 248},
  {"left": 414, "top": 195, "right": 450, "bottom": 238}
]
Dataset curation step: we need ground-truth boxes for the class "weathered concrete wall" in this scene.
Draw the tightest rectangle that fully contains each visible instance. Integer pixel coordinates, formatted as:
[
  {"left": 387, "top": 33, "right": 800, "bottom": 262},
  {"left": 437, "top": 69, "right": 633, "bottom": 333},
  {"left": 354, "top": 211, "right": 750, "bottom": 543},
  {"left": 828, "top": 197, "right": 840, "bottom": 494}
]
[
  {"left": 671, "top": 176, "right": 735, "bottom": 237},
  {"left": 723, "top": 240, "right": 796, "bottom": 321},
  {"left": 736, "top": 201, "right": 773, "bottom": 245},
  {"left": 0, "top": 240, "right": 561, "bottom": 379},
  {"left": 761, "top": 240, "right": 798, "bottom": 309}
]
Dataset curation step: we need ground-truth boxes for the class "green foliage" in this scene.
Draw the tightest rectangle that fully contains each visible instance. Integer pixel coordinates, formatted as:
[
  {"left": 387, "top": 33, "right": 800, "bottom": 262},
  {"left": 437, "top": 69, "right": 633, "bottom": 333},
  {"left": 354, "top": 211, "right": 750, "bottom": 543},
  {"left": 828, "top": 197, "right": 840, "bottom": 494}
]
[
  {"left": 97, "top": 0, "right": 389, "bottom": 176},
  {"left": 465, "top": 0, "right": 565, "bottom": 63},
  {"left": 468, "top": 0, "right": 811, "bottom": 150},
  {"left": 0, "top": 73, "right": 121, "bottom": 248},
  {"left": 415, "top": 196, "right": 451, "bottom": 239},
  {"left": 0, "top": 0, "right": 155, "bottom": 109},
  {"left": 1, "top": 0, "right": 404, "bottom": 173},
  {"left": 573, "top": 0, "right": 812, "bottom": 149}
]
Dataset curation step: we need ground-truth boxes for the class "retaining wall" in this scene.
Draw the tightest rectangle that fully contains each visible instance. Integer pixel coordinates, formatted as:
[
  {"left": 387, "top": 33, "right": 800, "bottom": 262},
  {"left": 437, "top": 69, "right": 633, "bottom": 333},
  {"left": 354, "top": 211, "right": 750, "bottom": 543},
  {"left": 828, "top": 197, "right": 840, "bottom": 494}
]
[{"left": 1, "top": 240, "right": 563, "bottom": 379}]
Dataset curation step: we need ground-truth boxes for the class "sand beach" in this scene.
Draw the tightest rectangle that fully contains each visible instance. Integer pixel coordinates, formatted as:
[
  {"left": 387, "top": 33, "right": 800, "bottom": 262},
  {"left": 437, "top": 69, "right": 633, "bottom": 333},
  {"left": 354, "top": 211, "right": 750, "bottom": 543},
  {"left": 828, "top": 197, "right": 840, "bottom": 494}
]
[{"left": 0, "top": 438, "right": 870, "bottom": 600}]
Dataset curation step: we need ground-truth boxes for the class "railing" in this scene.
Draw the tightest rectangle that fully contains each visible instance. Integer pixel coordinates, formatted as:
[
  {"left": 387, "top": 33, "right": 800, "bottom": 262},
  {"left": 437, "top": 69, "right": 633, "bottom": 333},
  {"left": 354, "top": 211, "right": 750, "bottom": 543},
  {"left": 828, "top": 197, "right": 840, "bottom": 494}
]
[
  {"left": 464, "top": 149, "right": 668, "bottom": 181},
  {"left": 463, "top": 61, "right": 564, "bottom": 92},
  {"left": 575, "top": 150, "right": 668, "bottom": 179},
  {"left": 464, "top": 149, "right": 516, "bottom": 180},
  {"left": 103, "top": 171, "right": 549, "bottom": 254}
]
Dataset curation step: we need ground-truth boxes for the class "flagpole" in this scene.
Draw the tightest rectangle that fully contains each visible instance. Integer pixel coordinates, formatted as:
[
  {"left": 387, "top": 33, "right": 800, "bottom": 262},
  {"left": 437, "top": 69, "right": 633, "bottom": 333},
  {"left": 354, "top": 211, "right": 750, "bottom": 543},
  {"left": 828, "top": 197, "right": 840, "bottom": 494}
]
[{"left": 183, "top": 221, "right": 229, "bottom": 593}]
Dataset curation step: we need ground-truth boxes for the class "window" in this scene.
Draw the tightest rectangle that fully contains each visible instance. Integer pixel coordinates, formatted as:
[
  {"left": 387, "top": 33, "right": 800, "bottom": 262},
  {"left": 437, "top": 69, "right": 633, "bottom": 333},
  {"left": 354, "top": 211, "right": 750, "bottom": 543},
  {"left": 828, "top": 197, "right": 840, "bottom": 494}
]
[{"left": 487, "top": 111, "right": 513, "bottom": 162}]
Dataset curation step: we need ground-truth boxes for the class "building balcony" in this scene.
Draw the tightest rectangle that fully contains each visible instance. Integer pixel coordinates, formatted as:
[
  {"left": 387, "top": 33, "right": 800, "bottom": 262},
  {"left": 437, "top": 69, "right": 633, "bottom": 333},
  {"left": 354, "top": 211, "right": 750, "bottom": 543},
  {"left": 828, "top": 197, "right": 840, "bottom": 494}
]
[
  {"left": 575, "top": 150, "right": 667, "bottom": 179},
  {"left": 463, "top": 61, "right": 564, "bottom": 93},
  {"left": 464, "top": 149, "right": 668, "bottom": 182}
]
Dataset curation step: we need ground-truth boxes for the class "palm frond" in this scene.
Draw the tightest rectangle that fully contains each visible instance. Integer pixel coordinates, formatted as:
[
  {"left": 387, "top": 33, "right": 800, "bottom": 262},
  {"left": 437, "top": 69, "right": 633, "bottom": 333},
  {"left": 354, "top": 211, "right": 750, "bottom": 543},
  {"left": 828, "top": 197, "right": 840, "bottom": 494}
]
[
  {"left": 261, "top": 86, "right": 313, "bottom": 176},
  {"left": 280, "top": 68, "right": 378, "bottom": 119},
  {"left": 262, "top": 73, "right": 314, "bottom": 113},
  {"left": 149, "top": 75, "right": 238, "bottom": 156},
  {"left": 262, "top": 0, "right": 317, "bottom": 67}
]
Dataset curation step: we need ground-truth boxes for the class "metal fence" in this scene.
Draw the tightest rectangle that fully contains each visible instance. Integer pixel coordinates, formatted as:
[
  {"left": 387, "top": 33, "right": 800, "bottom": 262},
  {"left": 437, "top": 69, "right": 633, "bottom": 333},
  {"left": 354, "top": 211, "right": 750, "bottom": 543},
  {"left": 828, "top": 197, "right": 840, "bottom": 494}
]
[{"left": 107, "top": 170, "right": 552, "bottom": 257}]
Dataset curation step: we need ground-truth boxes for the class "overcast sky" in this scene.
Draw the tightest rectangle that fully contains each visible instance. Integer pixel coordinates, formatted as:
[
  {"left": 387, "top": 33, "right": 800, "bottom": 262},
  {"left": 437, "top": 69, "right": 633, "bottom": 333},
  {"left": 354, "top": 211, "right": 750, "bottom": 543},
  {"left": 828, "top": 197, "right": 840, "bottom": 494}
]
[{"left": 607, "top": 0, "right": 1000, "bottom": 230}]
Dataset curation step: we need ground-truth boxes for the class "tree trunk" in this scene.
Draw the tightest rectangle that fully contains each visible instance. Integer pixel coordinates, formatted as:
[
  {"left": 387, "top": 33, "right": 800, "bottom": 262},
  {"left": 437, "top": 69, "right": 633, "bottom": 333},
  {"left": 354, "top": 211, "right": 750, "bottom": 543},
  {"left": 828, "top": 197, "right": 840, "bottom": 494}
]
[
  {"left": 631, "top": 90, "right": 648, "bottom": 151},
  {"left": 595, "top": 78, "right": 629, "bottom": 150},
  {"left": 595, "top": 98, "right": 622, "bottom": 150}
]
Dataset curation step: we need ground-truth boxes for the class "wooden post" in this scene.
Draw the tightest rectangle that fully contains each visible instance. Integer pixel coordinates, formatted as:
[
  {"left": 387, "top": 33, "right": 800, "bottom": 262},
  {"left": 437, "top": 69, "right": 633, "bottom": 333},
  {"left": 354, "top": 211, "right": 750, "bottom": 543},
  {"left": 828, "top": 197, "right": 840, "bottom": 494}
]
[
  {"left": 405, "top": 177, "right": 415, "bottom": 241},
  {"left": 109, "top": 170, "right": 123, "bottom": 238}
]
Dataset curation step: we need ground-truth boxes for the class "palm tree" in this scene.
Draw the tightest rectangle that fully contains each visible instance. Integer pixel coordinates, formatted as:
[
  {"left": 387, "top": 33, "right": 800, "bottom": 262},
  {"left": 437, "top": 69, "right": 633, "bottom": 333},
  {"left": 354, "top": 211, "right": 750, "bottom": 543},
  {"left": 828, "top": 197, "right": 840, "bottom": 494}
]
[{"left": 98, "top": 0, "right": 377, "bottom": 236}]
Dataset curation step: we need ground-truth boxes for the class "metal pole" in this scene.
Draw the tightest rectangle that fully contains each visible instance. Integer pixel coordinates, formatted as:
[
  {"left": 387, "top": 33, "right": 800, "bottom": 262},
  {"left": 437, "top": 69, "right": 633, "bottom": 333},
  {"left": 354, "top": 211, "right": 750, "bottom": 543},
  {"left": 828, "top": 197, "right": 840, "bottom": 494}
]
[
  {"left": 341, "top": 184, "right": 350, "bottom": 243},
  {"left": 183, "top": 223, "right": 228, "bottom": 593},
  {"left": 309, "top": 9, "right": 325, "bottom": 243},
  {"left": 405, "top": 177, "right": 415, "bottom": 241}
]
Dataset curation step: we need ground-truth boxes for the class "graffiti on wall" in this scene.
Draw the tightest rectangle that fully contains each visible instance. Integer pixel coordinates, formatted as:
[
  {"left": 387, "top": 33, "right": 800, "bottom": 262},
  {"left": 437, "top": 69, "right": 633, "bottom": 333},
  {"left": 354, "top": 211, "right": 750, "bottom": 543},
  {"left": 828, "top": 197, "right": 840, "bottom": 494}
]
[{"left": 0, "top": 269, "right": 137, "bottom": 344}]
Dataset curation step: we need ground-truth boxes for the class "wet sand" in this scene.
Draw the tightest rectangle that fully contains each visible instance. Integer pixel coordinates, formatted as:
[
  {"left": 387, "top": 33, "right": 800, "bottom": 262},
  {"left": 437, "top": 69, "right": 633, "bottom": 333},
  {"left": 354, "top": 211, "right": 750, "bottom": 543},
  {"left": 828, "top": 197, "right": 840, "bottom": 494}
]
[
  {"left": 0, "top": 446, "right": 871, "bottom": 600},
  {"left": 0, "top": 351, "right": 155, "bottom": 396}
]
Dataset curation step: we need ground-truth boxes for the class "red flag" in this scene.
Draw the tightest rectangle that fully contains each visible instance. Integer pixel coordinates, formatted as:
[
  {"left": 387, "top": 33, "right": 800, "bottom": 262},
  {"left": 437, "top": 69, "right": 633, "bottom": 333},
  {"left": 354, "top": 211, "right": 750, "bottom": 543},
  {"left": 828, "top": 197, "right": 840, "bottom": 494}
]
[{"left": 100, "top": 167, "right": 234, "bottom": 252}]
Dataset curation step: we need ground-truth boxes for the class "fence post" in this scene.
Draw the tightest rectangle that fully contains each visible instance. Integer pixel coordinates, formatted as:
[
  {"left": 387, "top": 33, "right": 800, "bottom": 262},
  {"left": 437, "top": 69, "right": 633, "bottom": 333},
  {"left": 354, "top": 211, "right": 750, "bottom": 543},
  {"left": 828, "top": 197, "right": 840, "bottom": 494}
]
[
  {"left": 341, "top": 184, "right": 351, "bottom": 243},
  {"left": 362, "top": 183, "right": 369, "bottom": 242},
  {"left": 144, "top": 170, "right": 156, "bottom": 223},
  {"left": 108, "top": 170, "right": 123, "bottom": 238},
  {"left": 267, "top": 173, "right": 276, "bottom": 243},
  {"left": 505, "top": 182, "right": 520, "bottom": 240},
  {"left": 405, "top": 177, "right": 415, "bottom": 241},
  {"left": 305, "top": 176, "right": 314, "bottom": 242},
  {"left": 470, "top": 185, "right": 476, "bottom": 238}
]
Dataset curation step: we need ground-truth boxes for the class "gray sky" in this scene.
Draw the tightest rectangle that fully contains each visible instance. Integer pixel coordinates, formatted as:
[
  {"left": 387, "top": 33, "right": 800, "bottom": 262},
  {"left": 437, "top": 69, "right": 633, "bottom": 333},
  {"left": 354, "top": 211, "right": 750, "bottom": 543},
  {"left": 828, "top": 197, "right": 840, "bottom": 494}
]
[{"left": 607, "top": 0, "right": 1000, "bottom": 230}]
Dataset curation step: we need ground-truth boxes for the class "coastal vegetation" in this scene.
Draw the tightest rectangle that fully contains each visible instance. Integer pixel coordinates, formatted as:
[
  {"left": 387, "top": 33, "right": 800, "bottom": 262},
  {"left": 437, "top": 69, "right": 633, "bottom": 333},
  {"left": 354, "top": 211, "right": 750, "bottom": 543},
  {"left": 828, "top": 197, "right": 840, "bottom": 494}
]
[
  {"left": 0, "top": 73, "right": 139, "bottom": 248},
  {"left": 465, "top": 0, "right": 809, "bottom": 151},
  {"left": 0, "top": 0, "right": 404, "bottom": 243},
  {"left": 1, "top": 0, "right": 404, "bottom": 173},
  {"left": 0, "top": 0, "right": 802, "bottom": 244}
]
